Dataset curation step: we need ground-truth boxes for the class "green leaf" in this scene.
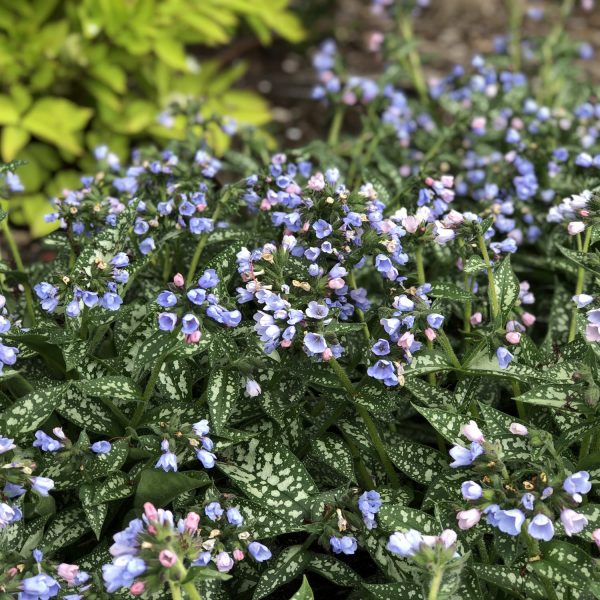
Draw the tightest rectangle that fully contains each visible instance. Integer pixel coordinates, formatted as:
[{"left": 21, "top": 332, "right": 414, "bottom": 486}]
[
  {"left": 41, "top": 508, "right": 91, "bottom": 555},
  {"left": 0, "top": 95, "right": 20, "bottom": 125},
  {"left": 412, "top": 404, "right": 466, "bottom": 445},
  {"left": 362, "top": 582, "right": 423, "bottom": 599},
  {"left": 290, "top": 576, "right": 314, "bottom": 599},
  {"left": 493, "top": 255, "right": 520, "bottom": 320},
  {"left": 219, "top": 438, "right": 317, "bottom": 521},
  {"left": 253, "top": 545, "right": 310, "bottom": 600},
  {"left": 308, "top": 434, "right": 356, "bottom": 483},
  {"left": 88, "top": 439, "right": 130, "bottom": 478},
  {"left": 377, "top": 504, "right": 438, "bottom": 534},
  {"left": 74, "top": 376, "right": 140, "bottom": 402},
  {"left": 515, "top": 384, "right": 575, "bottom": 409},
  {"left": 134, "top": 469, "right": 210, "bottom": 508},
  {"left": 403, "top": 351, "right": 452, "bottom": 377},
  {"left": 79, "top": 472, "right": 134, "bottom": 507},
  {"left": 387, "top": 439, "right": 447, "bottom": 485},
  {"left": 2, "top": 126, "right": 30, "bottom": 161},
  {"left": 207, "top": 367, "right": 241, "bottom": 433},
  {"left": 306, "top": 553, "right": 362, "bottom": 587},
  {"left": 429, "top": 282, "right": 474, "bottom": 301},
  {"left": 464, "top": 255, "right": 486, "bottom": 275},
  {"left": 404, "top": 378, "right": 453, "bottom": 408},
  {"left": 0, "top": 384, "right": 66, "bottom": 438},
  {"left": 21, "top": 97, "right": 92, "bottom": 154},
  {"left": 56, "top": 386, "right": 122, "bottom": 435}
]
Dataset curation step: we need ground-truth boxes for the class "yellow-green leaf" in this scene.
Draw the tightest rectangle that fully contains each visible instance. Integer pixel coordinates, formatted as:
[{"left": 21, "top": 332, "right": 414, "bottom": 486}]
[{"left": 1, "top": 125, "right": 30, "bottom": 161}]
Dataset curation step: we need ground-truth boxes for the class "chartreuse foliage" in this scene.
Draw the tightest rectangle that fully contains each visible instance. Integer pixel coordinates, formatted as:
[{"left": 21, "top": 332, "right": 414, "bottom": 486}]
[
  {"left": 2, "top": 1, "right": 600, "bottom": 599},
  {"left": 0, "top": 0, "right": 304, "bottom": 236}
]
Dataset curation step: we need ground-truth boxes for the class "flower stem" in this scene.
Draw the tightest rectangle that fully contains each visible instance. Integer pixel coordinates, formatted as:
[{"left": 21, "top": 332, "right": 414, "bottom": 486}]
[
  {"left": 427, "top": 568, "right": 443, "bottom": 600},
  {"left": 568, "top": 226, "right": 592, "bottom": 342},
  {"left": 398, "top": 13, "right": 428, "bottom": 105},
  {"left": 327, "top": 106, "right": 345, "bottom": 146},
  {"left": 506, "top": 0, "right": 523, "bottom": 71},
  {"left": 329, "top": 357, "right": 400, "bottom": 489},
  {"left": 130, "top": 352, "right": 169, "bottom": 427},
  {"left": 0, "top": 216, "right": 35, "bottom": 325},
  {"left": 186, "top": 191, "right": 228, "bottom": 283},
  {"left": 182, "top": 582, "right": 203, "bottom": 600},
  {"left": 347, "top": 271, "right": 370, "bottom": 344},
  {"left": 169, "top": 581, "right": 183, "bottom": 600},
  {"left": 477, "top": 231, "right": 500, "bottom": 321},
  {"left": 415, "top": 245, "right": 437, "bottom": 386}
]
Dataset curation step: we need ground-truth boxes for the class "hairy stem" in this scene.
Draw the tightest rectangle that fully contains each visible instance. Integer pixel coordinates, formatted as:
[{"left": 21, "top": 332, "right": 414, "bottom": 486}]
[
  {"left": 568, "top": 226, "right": 592, "bottom": 342},
  {"left": 477, "top": 231, "right": 500, "bottom": 321},
  {"left": 329, "top": 357, "right": 400, "bottom": 489}
]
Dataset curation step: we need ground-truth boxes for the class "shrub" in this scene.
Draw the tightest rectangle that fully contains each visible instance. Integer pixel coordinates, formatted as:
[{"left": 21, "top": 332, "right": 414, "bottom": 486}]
[
  {"left": 0, "top": 0, "right": 304, "bottom": 236},
  {"left": 1, "top": 1, "right": 600, "bottom": 599}
]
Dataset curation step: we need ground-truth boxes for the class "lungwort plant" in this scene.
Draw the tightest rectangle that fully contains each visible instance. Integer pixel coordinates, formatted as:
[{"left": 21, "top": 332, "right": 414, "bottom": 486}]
[{"left": 2, "top": 1, "right": 600, "bottom": 598}]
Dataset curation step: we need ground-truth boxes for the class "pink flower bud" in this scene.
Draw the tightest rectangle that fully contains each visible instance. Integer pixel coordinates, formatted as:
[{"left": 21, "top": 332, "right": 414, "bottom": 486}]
[
  {"left": 568, "top": 221, "right": 586, "bottom": 236},
  {"left": 185, "top": 331, "right": 202, "bottom": 344},
  {"left": 398, "top": 332, "right": 414, "bottom": 350},
  {"left": 7, "top": 567, "right": 18, "bottom": 577},
  {"left": 424, "top": 327, "right": 437, "bottom": 341},
  {"left": 592, "top": 529, "right": 600, "bottom": 548},
  {"left": 521, "top": 312, "right": 536, "bottom": 327},
  {"left": 52, "top": 427, "right": 66, "bottom": 440},
  {"left": 461, "top": 420, "right": 484, "bottom": 443},
  {"left": 456, "top": 508, "right": 481, "bottom": 530},
  {"left": 280, "top": 339, "right": 292, "bottom": 348},
  {"left": 328, "top": 277, "right": 345, "bottom": 290},
  {"left": 185, "top": 511, "right": 200, "bottom": 533},
  {"left": 260, "top": 199, "right": 271, "bottom": 211},
  {"left": 509, "top": 422, "right": 528, "bottom": 436},
  {"left": 581, "top": 209, "right": 590, "bottom": 217},
  {"left": 57, "top": 564, "right": 79, "bottom": 584},
  {"left": 147, "top": 525, "right": 157, "bottom": 535},
  {"left": 505, "top": 332, "right": 521, "bottom": 344},
  {"left": 173, "top": 273, "right": 184, "bottom": 287},
  {"left": 144, "top": 502, "right": 158, "bottom": 522},
  {"left": 233, "top": 548, "right": 245, "bottom": 561},
  {"left": 159, "top": 549, "right": 177, "bottom": 568},
  {"left": 130, "top": 582, "right": 145, "bottom": 596},
  {"left": 470, "top": 312, "right": 483, "bottom": 326},
  {"left": 322, "top": 348, "right": 333, "bottom": 361},
  {"left": 438, "top": 529, "right": 457, "bottom": 548},
  {"left": 425, "top": 177, "right": 434, "bottom": 187}
]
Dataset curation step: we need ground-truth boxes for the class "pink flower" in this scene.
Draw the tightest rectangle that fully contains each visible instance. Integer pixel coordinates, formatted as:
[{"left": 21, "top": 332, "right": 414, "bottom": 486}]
[
  {"left": 159, "top": 549, "right": 177, "bottom": 568},
  {"left": 470, "top": 312, "right": 482, "bottom": 326},
  {"left": 328, "top": 277, "right": 345, "bottom": 289},
  {"left": 456, "top": 508, "right": 481, "bottom": 530},
  {"left": 402, "top": 216, "right": 419, "bottom": 233},
  {"left": 568, "top": 221, "right": 586, "bottom": 236},
  {"left": 424, "top": 327, "right": 437, "bottom": 342},
  {"left": 307, "top": 173, "right": 326, "bottom": 191},
  {"left": 144, "top": 502, "right": 158, "bottom": 522},
  {"left": 185, "top": 511, "right": 200, "bottom": 533},
  {"left": 438, "top": 529, "right": 457, "bottom": 548},
  {"left": 398, "top": 332, "right": 414, "bottom": 350},
  {"left": 521, "top": 312, "right": 536, "bottom": 327},
  {"left": 57, "top": 564, "right": 79, "bottom": 584},
  {"left": 130, "top": 581, "right": 145, "bottom": 595},
  {"left": 233, "top": 548, "right": 245, "bottom": 561},
  {"left": 322, "top": 348, "right": 333, "bottom": 361},
  {"left": 509, "top": 423, "right": 528, "bottom": 436},
  {"left": 185, "top": 331, "right": 201, "bottom": 344},
  {"left": 461, "top": 420, "right": 484, "bottom": 443},
  {"left": 173, "top": 273, "right": 184, "bottom": 287},
  {"left": 592, "top": 528, "right": 600, "bottom": 548},
  {"left": 586, "top": 324, "right": 600, "bottom": 342},
  {"left": 505, "top": 332, "right": 521, "bottom": 344}
]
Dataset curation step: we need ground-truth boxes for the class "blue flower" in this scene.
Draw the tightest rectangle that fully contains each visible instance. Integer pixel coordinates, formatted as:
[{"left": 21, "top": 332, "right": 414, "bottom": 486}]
[
  {"left": 31, "top": 477, "right": 54, "bottom": 497},
  {"left": 100, "top": 292, "right": 123, "bottom": 311},
  {"left": 196, "top": 448, "right": 216, "bottom": 469},
  {"left": 158, "top": 312, "right": 177, "bottom": 332},
  {"left": 198, "top": 269, "right": 219, "bottom": 289},
  {"left": 304, "top": 332, "right": 327, "bottom": 354},
  {"left": 181, "top": 314, "right": 200, "bottom": 334},
  {"left": 427, "top": 313, "right": 445, "bottom": 329},
  {"left": 563, "top": 471, "right": 591, "bottom": 495},
  {"left": 91, "top": 441, "right": 112, "bottom": 454},
  {"left": 528, "top": 514, "right": 554, "bottom": 541},
  {"left": 387, "top": 529, "right": 422, "bottom": 557},
  {"left": 139, "top": 237, "right": 156, "bottom": 255},
  {"left": 205, "top": 502, "right": 224, "bottom": 521},
  {"left": 329, "top": 535, "right": 357, "bottom": 555},
  {"left": 19, "top": 573, "right": 60, "bottom": 600},
  {"left": 189, "top": 217, "right": 214, "bottom": 234},
  {"left": 449, "top": 442, "right": 484, "bottom": 468},
  {"left": 226, "top": 507, "right": 244, "bottom": 526},
  {"left": 371, "top": 339, "right": 390, "bottom": 356},
  {"left": 495, "top": 508, "right": 525, "bottom": 536},
  {"left": 0, "top": 436, "right": 15, "bottom": 455},
  {"left": 33, "top": 431, "right": 62, "bottom": 452},
  {"left": 192, "top": 551, "right": 212, "bottom": 566},
  {"left": 461, "top": 480, "right": 483, "bottom": 500},
  {"left": 248, "top": 541, "right": 272, "bottom": 562},
  {"left": 521, "top": 493, "right": 535, "bottom": 510},
  {"left": 65, "top": 300, "right": 81, "bottom": 318},
  {"left": 193, "top": 419, "right": 210, "bottom": 436},
  {"left": 187, "top": 288, "right": 207, "bottom": 305},
  {"left": 157, "top": 291, "right": 177, "bottom": 307},
  {"left": 102, "top": 555, "right": 146, "bottom": 593},
  {"left": 155, "top": 440, "right": 177, "bottom": 472},
  {"left": 111, "top": 252, "right": 129, "bottom": 268},
  {"left": 305, "top": 301, "right": 329, "bottom": 319},
  {"left": 496, "top": 346, "right": 513, "bottom": 369},
  {"left": 313, "top": 219, "right": 333, "bottom": 239}
]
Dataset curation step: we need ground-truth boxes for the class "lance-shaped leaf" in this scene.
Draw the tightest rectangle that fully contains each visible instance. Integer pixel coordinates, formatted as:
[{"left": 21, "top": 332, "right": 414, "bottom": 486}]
[
  {"left": 362, "top": 582, "right": 422, "bottom": 599},
  {"left": 57, "top": 386, "right": 122, "bottom": 435},
  {"left": 1, "top": 384, "right": 66, "bottom": 438},
  {"left": 404, "top": 351, "right": 452, "bottom": 377},
  {"left": 253, "top": 545, "right": 311, "bottom": 600},
  {"left": 219, "top": 438, "right": 317, "bottom": 521},
  {"left": 307, "top": 433, "right": 356, "bottom": 483},
  {"left": 493, "top": 255, "right": 520, "bottom": 321},
  {"left": 134, "top": 469, "right": 210, "bottom": 508},
  {"left": 412, "top": 404, "right": 467, "bottom": 445},
  {"left": 378, "top": 504, "right": 438, "bottom": 534},
  {"left": 41, "top": 508, "right": 91, "bottom": 555},
  {"left": 429, "top": 281, "right": 474, "bottom": 301},
  {"left": 207, "top": 367, "right": 241, "bottom": 433},
  {"left": 306, "top": 553, "right": 362, "bottom": 588},
  {"left": 387, "top": 439, "right": 447, "bottom": 485},
  {"left": 290, "top": 576, "right": 314, "bottom": 600}
]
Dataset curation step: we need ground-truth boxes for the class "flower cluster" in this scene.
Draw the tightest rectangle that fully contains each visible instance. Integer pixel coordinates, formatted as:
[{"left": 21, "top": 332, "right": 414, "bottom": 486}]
[
  {"left": 102, "top": 501, "right": 271, "bottom": 595},
  {"left": 0, "top": 294, "right": 19, "bottom": 374}
]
